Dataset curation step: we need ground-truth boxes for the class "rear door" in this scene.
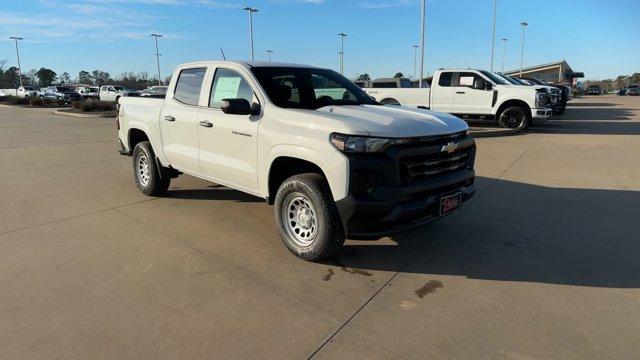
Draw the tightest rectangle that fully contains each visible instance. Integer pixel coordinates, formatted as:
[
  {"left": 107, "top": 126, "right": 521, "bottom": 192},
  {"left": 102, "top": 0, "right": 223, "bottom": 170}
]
[
  {"left": 160, "top": 67, "right": 208, "bottom": 174},
  {"left": 430, "top": 71, "right": 454, "bottom": 112},
  {"left": 452, "top": 72, "right": 494, "bottom": 115},
  {"left": 197, "top": 66, "right": 260, "bottom": 192}
]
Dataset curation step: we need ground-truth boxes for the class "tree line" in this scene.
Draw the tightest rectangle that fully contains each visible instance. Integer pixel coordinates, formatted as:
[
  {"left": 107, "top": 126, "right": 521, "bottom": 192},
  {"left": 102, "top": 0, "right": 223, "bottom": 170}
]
[{"left": 0, "top": 59, "right": 168, "bottom": 90}]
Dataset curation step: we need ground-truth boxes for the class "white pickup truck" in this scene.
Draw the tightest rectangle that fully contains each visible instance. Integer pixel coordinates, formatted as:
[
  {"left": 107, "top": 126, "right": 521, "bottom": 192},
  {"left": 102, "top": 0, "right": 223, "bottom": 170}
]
[
  {"left": 117, "top": 61, "right": 477, "bottom": 260},
  {"left": 363, "top": 69, "right": 552, "bottom": 130}
]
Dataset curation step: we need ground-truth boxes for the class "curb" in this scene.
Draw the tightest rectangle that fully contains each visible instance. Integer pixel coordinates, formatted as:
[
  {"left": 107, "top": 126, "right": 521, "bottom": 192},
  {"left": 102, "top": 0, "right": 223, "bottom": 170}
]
[{"left": 53, "top": 110, "right": 111, "bottom": 118}]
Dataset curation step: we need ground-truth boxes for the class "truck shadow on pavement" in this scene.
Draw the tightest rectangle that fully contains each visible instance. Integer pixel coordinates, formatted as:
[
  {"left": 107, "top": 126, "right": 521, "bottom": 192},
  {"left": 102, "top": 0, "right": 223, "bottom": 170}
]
[
  {"left": 336, "top": 178, "right": 640, "bottom": 289},
  {"left": 165, "top": 187, "right": 263, "bottom": 203},
  {"left": 533, "top": 106, "right": 640, "bottom": 135}
]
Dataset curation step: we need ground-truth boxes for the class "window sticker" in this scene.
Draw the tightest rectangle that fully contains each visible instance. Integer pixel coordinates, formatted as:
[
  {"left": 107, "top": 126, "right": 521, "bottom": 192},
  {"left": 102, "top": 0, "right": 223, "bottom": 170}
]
[
  {"left": 212, "top": 76, "right": 242, "bottom": 103},
  {"left": 459, "top": 76, "right": 474, "bottom": 86}
]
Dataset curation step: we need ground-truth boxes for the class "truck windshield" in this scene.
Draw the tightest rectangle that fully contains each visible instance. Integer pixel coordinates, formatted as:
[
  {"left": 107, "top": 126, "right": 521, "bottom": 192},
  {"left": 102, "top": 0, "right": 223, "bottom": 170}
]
[
  {"left": 479, "top": 70, "right": 511, "bottom": 85},
  {"left": 250, "top": 67, "right": 378, "bottom": 110}
]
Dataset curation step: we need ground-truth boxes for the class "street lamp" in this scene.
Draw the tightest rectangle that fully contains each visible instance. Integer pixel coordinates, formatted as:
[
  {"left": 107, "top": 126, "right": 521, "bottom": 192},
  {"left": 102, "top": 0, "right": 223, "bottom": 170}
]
[
  {"left": 338, "top": 33, "right": 347, "bottom": 75},
  {"left": 243, "top": 7, "right": 258, "bottom": 61},
  {"left": 412, "top": 44, "right": 419, "bottom": 80},
  {"left": 9, "top": 36, "right": 23, "bottom": 87},
  {"left": 489, "top": 0, "right": 497, "bottom": 72},
  {"left": 418, "top": 0, "right": 426, "bottom": 88},
  {"left": 500, "top": 38, "right": 508, "bottom": 73},
  {"left": 150, "top": 34, "right": 162, "bottom": 85},
  {"left": 266, "top": 49, "right": 274, "bottom": 62},
  {"left": 519, "top": 21, "right": 528, "bottom": 77}
]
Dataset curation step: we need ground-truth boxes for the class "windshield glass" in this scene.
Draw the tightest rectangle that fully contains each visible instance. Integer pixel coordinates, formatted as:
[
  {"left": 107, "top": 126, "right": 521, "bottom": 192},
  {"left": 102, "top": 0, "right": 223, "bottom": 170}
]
[
  {"left": 494, "top": 73, "right": 521, "bottom": 85},
  {"left": 479, "top": 70, "right": 510, "bottom": 85},
  {"left": 58, "top": 87, "right": 74, "bottom": 92},
  {"left": 114, "top": 86, "right": 124, "bottom": 91},
  {"left": 250, "top": 67, "right": 378, "bottom": 110}
]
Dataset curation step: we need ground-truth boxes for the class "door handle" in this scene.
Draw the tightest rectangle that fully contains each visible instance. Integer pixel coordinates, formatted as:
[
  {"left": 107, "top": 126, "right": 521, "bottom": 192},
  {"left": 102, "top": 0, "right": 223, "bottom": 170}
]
[
  {"left": 199, "top": 121, "right": 213, "bottom": 128},
  {"left": 456, "top": 91, "right": 466, "bottom": 94},
  {"left": 164, "top": 115, "right": 175, "bottom": 122}
]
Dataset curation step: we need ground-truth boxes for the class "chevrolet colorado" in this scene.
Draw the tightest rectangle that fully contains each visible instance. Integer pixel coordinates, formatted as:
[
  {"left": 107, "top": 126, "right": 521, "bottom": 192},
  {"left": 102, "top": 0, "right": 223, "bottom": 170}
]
[
  {"left": 117, "top": 61, "right": 476, "bottom": 260},
  {"left": 363, "top": 69, "right": 553, "bottom": 131}
]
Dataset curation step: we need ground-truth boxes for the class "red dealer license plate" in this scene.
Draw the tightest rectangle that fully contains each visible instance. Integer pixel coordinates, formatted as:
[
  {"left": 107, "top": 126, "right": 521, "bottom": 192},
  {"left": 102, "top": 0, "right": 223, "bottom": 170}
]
[{"left": 439, "top": 192, "right": 462, "bottom": 216}]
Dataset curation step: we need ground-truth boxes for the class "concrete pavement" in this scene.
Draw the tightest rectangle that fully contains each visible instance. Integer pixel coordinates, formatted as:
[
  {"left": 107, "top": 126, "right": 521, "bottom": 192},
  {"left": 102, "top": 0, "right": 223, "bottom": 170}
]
[{"left": 1, "top": 96, "right": 639, "bottom": 359}]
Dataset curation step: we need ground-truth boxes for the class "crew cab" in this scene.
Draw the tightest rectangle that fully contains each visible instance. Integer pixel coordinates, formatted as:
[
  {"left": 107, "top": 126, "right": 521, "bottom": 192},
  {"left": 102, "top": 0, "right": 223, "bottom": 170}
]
[
  {"left": 45, "top": 86, "right": 82, "bottom": 102},
  {"left": 117, "top": 61, "right": 476, "bottom": 260},
  {"left": 363, "top": 69, "right": 552, "bottom": 130}
]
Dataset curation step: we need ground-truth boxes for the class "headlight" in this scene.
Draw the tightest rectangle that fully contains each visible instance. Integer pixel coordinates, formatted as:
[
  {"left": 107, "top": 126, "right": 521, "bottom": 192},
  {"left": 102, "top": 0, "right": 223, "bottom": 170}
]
[
  {"left": 535, "top": 93, "right": 547, "bottom": 107},
  {"left": 330, "top": 133, "right": 397, "bottom": 153}
]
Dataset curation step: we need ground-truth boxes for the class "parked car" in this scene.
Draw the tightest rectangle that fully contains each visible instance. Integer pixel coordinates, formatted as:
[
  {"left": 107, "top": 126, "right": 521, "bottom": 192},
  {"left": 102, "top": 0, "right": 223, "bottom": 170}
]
[
  {"left": 363, "top": 69, "right": 552, "bottom": 130},
  {"left": 352, "top": 80, "right": 371, "bottom": 88},
  {"left": 370, "top": 77, "right": 414, "bottom": 89},
  {"left": 517, "top": 76, "right": 567, "bottom": 115},
  {"left": 617, "top": 88, "right": 627, "bottom": 96},
  {"left": 77, "top": 86, "right": 99, "bottom": 99},
  {"left": 140, "top": 86, "right": 167, "bottom": 98},
  {"left": 117, "top": 61, "right": 476, "bottom": 261},
  {"left": 99, "top": 85, "right": 139, "bottom": 102},
  {"left": 17, "top": 86, "right": 38, "bottom": 99},
  {"left": 45, "top": 86, "right": 82, "bottom": 101},
  {"left": 627, "top": 85, "right": 639, "bottom": 96},
  {"left": 37, "top": 88, "right": 61, "bottom": 100},
  {"left": 587, "top": 85, "right": 602, "bottom": 95}
]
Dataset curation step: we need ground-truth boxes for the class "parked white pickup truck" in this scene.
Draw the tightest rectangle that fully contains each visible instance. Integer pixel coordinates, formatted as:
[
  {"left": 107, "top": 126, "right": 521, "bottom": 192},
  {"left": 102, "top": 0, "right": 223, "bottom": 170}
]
[
  {"left": 363, "top": 69, "right": 552, "bottom": 130},
  {"left": 117, "top": 61, "right": 477, "bottom": 260}
]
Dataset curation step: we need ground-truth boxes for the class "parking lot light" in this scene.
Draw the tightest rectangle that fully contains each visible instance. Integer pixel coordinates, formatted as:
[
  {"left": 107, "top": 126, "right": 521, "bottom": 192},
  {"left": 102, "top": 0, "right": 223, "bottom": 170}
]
[
  {"left": 266, "top": 49, "right": 274, "bottom": 62},
  {"left": 243, "top": 7, "right": 258, "bottom": 61},
  {"left": 412, "top": 45, "right": 419, "bottom": 80},
  {"left": 501, "top": 38, "right": 508, "bottom": 73},
  {"left": 9, "top": 36, "right": 23, "bottom": 87},
  {"left": 519, "top": 21, "right": 528, "bottom": 77},
  {"left": 418, "top": 0, "right": 426, "bottom": 88},
  {"left": 338, "top": 33, "right": 347, "bottom": 75},
  {"left": 150, "top": 34, "right": 162, "bottom": 86},
  {"left": 489, "top": 0, "right": 497, "bottom": 72}
]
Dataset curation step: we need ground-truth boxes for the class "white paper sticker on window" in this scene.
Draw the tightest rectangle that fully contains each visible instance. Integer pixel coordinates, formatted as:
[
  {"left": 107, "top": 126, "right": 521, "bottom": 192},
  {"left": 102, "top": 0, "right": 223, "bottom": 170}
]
[
  {"left": 459, "top": 76, "right": 474, "bottom": 86},
  {"left": 212, "top": 77, "right": 242, "bottom": 104}
]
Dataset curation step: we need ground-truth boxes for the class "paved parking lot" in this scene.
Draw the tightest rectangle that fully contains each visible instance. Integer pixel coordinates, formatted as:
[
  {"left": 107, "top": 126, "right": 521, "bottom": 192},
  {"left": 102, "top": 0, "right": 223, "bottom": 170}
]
[{"left": 1, "top": 96, "right": 639, "bottom": 359}]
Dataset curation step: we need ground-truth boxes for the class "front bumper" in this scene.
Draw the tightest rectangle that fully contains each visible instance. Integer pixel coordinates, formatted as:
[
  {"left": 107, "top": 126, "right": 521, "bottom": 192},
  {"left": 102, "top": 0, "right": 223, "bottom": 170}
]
[
  {"left": 334, "top": 132, "right": 476, "bottom": 238},
  {"left": 531, "top": 108, "right": 552, "bottom": 124}
]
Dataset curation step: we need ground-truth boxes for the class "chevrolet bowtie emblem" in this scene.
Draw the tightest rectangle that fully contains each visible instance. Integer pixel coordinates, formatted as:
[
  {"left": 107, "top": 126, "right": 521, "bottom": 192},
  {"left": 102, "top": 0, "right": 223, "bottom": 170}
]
[{"left": 441, "top": 142, "right": 459, "bottom": 154}]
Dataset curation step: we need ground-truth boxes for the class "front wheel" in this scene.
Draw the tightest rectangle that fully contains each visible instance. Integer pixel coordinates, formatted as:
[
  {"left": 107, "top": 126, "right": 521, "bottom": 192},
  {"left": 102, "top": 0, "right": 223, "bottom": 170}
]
[
  {"left": 497, "top": 106, "right": 530, "bottom": 131},
  {"left": 274, "top": 173, "right": 345, "bottom": 261},
  {"left": 132, "top": 141, "right": 170, "bottom": 196},
  {"left": 380, "top": 98, "right": 401, "bottom": 105}
]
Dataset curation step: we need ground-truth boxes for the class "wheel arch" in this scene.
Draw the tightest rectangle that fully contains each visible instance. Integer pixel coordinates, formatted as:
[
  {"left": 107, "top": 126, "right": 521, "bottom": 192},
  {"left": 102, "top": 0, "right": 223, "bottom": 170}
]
[
  {"left": 495, "top": 99, "right": 531, "bottom": 118},
  {"left": 267, "top": 156, "right": 329, "bottom": 205}
]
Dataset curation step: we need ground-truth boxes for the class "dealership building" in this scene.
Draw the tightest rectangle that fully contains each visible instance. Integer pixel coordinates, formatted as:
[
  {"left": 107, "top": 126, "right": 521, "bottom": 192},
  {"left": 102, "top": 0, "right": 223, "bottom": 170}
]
[{"left": 504, "top": 60, "right": 583, "bottom": 85}]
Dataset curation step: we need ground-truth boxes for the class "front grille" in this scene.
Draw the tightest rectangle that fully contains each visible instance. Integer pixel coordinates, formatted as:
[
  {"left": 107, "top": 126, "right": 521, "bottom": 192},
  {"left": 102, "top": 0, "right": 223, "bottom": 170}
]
[{"left": 399, "top": 146, "right": 473, "bottom": 182}]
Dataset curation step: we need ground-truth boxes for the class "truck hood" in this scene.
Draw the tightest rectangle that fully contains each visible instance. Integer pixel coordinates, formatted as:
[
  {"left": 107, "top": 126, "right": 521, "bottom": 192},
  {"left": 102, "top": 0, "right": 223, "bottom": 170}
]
[{"left": 315, "top": 105, "right": 468, "bottom": 138}]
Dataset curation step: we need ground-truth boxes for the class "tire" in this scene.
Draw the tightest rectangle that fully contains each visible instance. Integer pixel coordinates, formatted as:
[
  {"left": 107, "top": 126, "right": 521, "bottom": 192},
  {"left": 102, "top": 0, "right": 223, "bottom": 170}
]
[
  {"left": 497, "top": 106, "right": 530, "bottom": 131},
  {"left": 132, "top": 141, "right": 170, "bottom": 196},
  {"left": 380, "top": 98, "right": 401, "bottom": 105},
  {"left": 274, "top": 173, "right": 345, "bottom": 261}
]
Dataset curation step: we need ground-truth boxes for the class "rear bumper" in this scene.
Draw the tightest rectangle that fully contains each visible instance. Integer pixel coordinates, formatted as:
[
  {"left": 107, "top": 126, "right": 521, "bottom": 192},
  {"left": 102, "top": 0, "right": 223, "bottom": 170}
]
[{"left": 334, "top": 132, "right": 476, "bottom": 238}]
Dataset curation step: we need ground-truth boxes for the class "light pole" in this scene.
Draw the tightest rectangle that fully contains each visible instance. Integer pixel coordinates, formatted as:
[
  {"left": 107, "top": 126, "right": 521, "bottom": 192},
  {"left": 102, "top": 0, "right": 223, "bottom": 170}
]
[
  {"left": 500, "top": 38, "right": 507, "bottom": 73},
  {"left": 412, "top": 44, "right": 419, "bottom": 80},
  {"left": 150, "top": 34, "right": 162, "bottom": 85},
  {"left": 243, "top": 7, "right": 258, "bottom": 61},
  {"left": 418, "top": 0, "right": 426, "bottom": 88},
  {"left": 9, "top": 36, "right": 23, "bottom": 87},
  {"left": 338, "top": 33, "right": 347, "bottom": 75},
  {"left": 519, "top": 21, "right": 528, "bottom": 77},
  {"left": 489, "top": 0, "right": 497, "bottom": 72},
  {"left": 266, "top": 49, "right": 274, "bottom": 62}
]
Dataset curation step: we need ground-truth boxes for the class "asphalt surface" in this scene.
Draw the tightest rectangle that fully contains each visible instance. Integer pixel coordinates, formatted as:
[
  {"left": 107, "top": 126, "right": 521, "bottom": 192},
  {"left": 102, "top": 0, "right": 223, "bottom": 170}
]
[{"left": 1, "top": 96, "right": 639, "bottom": 359}]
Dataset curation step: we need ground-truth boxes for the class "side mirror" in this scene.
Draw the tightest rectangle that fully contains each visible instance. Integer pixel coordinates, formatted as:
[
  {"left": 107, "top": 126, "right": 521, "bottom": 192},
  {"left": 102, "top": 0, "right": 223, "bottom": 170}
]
[{"left": 221, "top": 98, "right": 260, "bottom": 116}]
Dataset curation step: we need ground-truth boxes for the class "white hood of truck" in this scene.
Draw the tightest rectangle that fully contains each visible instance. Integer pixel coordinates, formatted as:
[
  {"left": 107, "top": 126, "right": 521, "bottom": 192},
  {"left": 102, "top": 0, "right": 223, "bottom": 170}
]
[{"left": 315, "top": 105, "right": 468, "bottom": 138}]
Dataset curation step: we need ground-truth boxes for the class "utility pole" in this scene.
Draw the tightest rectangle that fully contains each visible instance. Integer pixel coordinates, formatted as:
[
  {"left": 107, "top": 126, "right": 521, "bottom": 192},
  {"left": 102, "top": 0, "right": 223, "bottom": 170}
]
[
  {"left": 338, "top": 33, "right": 347, "bottom": 75},
  {"left": 501, "top": 38, "right": 507, "bottom": 73},
  {"left": 243, "top": 7, "right": 258, "bottom": 61},
  {"left": 418, "top": 0, "right": 426, "bottom": 88},
  {"left": 519, "top": 21, "right": 528, "bottom": 77},
  {"left": 266, "top": 49, "right": 274, "bottom": 62},
  {"left": 150, "top": 34, "right": 162, "bottom": 85},
  {"left": 9, "top": 36, "right": 23, "bottom": 87},
  {"left": 489, "top": 0, "right": 497, "bottom": 72},
  {"left": 412, "top": 44, "right": 419, "bottom": 80}
]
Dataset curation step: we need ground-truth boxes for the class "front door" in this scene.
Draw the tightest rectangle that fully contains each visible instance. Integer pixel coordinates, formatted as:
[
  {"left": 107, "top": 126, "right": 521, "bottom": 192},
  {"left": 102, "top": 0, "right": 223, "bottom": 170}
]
[
  {"left": 197, "top": 67, "right": 260, "bottom": 192},
  {"left": 160, "top": 67, "right": 207, "bottom": 174},
  {"left": 452, "top": 72, "right": 494, "bottom": 115}
]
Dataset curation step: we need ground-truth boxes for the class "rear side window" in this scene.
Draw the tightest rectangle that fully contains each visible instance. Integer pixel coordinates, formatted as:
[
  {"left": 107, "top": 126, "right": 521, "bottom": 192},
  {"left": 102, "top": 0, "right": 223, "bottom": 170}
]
[
  {"left": 174, "top": 67, "right": 206, "bottom": 105},
  {"left": 438, "top": 72, "right": 453, "bottom": 87}
]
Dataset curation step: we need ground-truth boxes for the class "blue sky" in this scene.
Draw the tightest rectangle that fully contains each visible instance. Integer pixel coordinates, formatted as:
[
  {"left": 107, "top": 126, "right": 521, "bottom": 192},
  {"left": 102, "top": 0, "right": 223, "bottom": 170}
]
[{"left": 1, "top": 0, "right": 638, "bottom": 81}]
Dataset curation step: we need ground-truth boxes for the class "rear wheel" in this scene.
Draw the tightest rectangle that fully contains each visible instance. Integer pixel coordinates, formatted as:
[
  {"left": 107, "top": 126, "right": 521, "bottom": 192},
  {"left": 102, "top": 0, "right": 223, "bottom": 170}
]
[
  {"left": 132, "top": 141, "right": 170, "bottom": 196},
  {"left": 274, "top": 173, "right": 345, "bottom": 261},
  {"left": 497, "top": 106, "right": 530, "bottom": 131}
]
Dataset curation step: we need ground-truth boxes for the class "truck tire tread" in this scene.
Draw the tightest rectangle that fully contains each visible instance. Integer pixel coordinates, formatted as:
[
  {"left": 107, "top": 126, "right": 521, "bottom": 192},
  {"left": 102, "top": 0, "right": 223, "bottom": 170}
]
[{"left": 132, "top": 141, "right": 170, "bottom": 196}]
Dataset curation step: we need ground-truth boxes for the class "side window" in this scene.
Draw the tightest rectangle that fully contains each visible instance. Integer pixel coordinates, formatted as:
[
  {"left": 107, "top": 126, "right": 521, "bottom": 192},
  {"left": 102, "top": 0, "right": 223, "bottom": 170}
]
[
  {"left": 372, "top": 82, "right": 397, "bottom": 88},
  {"left": 209, "top": 68, "right": 255, "bottom": 108},
  {"left": 174, "top": 67, "right": 206, "bottom": 106},
  {"left": 438, "top": 72, "right": 453, "bottom": 87},
  {"left": 457, "top": 72, "right": 484, "bottom": 89}
]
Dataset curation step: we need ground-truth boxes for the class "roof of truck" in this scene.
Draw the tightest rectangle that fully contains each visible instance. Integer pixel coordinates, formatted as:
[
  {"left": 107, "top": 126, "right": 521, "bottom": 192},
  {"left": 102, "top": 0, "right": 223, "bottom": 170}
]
[{"left": 178, "top": 60, "right": 325, "bottom": 69}]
